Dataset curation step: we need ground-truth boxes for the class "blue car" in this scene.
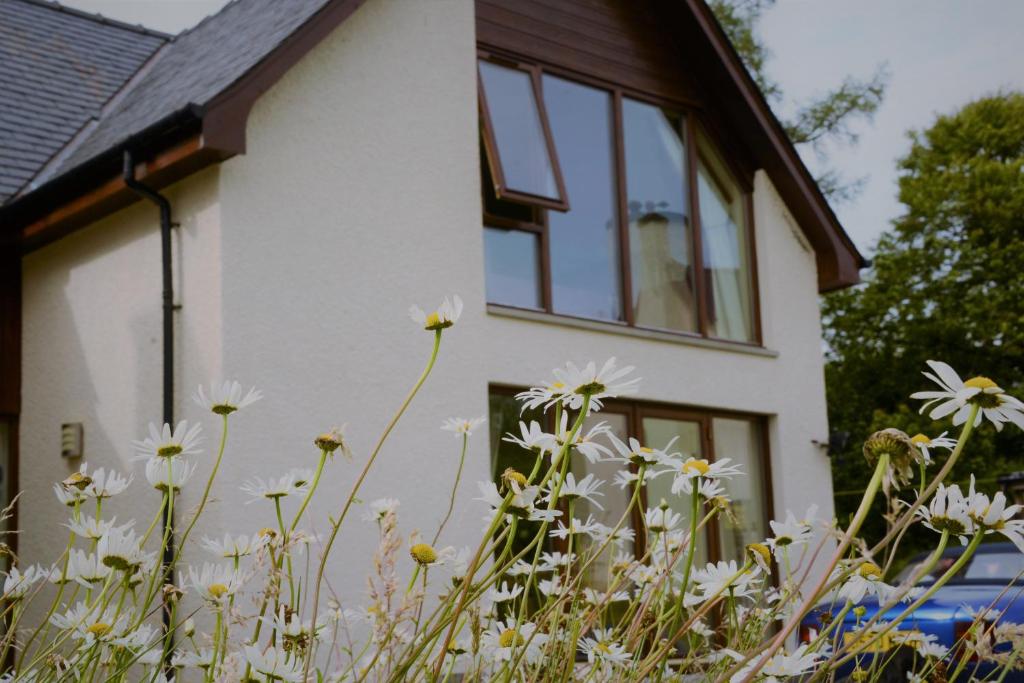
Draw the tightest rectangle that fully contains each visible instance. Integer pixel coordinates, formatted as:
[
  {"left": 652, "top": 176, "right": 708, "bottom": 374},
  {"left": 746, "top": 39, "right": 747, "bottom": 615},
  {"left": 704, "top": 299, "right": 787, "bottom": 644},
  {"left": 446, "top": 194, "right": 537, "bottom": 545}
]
[{"left": 800, "top": 542, "right": 1024, "bottom": 681}]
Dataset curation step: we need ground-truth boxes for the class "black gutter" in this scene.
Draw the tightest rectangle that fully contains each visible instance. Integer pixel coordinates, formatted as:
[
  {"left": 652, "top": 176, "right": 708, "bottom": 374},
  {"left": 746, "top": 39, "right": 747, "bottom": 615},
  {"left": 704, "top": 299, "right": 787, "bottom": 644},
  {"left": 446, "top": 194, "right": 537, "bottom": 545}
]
[{"left": 122, "top": 149, "right": 176, "bottom": 656}]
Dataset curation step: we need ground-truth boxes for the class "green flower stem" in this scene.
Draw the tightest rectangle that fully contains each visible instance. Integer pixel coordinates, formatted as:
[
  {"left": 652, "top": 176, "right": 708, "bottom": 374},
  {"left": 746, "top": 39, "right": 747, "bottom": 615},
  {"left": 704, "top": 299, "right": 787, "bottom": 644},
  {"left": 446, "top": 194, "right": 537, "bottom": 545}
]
[
  {"left": 676, "top": 486, "right": 702, "bottom": 612},
  {"left": 173, "top": 413, "right": 230, "bottom": 566},
  {"left": 16, "top": 529, "right": 76, "bottom": 669},
  {"left": 432, "top": 432, "right": 469, "bottom": 546},
  {"left": 727, "top": 451, "right": 890, "bottom": 683},
  {"left": 291, "top": 448, "right": 329, "bottom": 534},
  {"left": 305, "top": 329, "right": 443, "bottom": 680}
]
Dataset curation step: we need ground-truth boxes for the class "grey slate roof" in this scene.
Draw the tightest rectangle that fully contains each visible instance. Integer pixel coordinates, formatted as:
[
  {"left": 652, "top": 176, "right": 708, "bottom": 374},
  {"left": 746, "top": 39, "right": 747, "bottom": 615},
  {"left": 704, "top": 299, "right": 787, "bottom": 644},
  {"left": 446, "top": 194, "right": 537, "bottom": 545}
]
[
  {"left": 1, "top": 0, "right": 332, "bottom": 204},
  {"left": 0, "top": 0, "right": 167, "bottom": 202}
]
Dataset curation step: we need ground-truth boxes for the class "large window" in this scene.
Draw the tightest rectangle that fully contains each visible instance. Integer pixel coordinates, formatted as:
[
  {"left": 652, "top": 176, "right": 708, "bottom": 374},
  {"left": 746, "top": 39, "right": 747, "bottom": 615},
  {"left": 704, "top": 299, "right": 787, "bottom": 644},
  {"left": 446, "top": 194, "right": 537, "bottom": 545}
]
[
  {"left": 479, "top": 54, "right": 760, "bottom": 344},
  {"left": 487, "top": 389, "right": 771, "bottom": 581}
]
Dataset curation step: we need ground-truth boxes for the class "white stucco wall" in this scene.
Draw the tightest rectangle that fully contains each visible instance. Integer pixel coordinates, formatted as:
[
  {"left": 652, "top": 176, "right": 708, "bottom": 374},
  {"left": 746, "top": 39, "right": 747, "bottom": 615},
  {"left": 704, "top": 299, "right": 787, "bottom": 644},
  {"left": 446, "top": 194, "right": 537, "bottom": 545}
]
[{"left": 17, "top": 0, "right": 834, "bottom": 622}]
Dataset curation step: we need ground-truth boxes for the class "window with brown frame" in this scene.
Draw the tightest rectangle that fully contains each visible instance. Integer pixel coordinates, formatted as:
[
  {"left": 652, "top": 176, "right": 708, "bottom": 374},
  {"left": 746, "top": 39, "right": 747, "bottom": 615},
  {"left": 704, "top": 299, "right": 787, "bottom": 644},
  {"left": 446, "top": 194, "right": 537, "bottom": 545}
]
[
  {"left": 479, "top": 53, "right": 761, "bottom": 345},
  {"left": 487, "top": 388, "right": 772, "bottom": 590}
]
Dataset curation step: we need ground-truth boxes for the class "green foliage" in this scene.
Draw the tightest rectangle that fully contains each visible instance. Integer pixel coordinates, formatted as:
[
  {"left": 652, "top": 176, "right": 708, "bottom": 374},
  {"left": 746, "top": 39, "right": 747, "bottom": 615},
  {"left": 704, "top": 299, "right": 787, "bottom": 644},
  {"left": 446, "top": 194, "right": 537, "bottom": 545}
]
[
  {"left": 709, "top": 0, "right": 888, "bottom": 202},
  {"left": 823, "top": 93, "right": 1024, "bottom": 557}
]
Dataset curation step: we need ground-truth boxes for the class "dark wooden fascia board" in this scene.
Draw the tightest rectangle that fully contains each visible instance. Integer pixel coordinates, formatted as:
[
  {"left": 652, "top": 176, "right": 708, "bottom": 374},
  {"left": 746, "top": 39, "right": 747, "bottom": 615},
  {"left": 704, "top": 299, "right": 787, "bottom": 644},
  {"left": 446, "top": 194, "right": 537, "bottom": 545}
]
[{"left": 674, "top": 0, "right": 866, "bottom": 291}]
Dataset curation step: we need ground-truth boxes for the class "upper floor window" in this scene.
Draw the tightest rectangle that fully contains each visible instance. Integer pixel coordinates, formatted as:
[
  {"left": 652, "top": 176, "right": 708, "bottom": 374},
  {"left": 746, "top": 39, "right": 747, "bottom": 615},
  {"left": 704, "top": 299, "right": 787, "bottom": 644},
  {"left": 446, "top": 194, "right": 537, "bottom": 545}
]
[{"left": 479, "top": 55, "right": 760, "bottom": 344}]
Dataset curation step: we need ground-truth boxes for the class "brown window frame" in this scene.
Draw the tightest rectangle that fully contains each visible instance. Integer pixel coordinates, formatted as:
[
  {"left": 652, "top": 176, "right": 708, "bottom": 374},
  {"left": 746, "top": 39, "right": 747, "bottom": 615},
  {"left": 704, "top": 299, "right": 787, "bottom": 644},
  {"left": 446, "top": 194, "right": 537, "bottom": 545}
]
[
  {"left": 487, "top": 386, "right": 774, "bottom": 568},
  {"left": 479, "top": 48, "right": 763, "bottom": 347},
  {"left": 478, "top": 56, "right": 570, "bottom": 212}
]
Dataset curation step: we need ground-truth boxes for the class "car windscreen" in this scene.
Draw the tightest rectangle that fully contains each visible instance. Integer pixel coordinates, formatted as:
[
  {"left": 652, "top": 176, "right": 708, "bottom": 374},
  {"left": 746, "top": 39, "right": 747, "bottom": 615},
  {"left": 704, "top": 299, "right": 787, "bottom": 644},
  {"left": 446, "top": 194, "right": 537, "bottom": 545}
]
[
  {"left": 963, "top": 552, "right": 1024, "bottom": 581},
  {"left": 894, "top": 556, "right": 957, "bottom": 585}
]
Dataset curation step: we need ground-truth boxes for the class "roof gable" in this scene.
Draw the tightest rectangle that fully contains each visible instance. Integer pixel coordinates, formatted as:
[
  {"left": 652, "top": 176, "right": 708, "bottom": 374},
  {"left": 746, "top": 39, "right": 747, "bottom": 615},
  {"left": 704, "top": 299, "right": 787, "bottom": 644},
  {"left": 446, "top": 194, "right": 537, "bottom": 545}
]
[{"left": 0, "top": 0, "right": 166, "bottom": 202}]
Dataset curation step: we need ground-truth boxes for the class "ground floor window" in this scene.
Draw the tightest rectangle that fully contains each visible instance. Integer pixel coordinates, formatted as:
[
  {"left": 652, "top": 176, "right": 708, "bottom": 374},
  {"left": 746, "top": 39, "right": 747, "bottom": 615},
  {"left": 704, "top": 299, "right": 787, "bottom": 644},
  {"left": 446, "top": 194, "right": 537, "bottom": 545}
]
[{"left": 487, "top": 388, "right": 771, "bottom": 590}]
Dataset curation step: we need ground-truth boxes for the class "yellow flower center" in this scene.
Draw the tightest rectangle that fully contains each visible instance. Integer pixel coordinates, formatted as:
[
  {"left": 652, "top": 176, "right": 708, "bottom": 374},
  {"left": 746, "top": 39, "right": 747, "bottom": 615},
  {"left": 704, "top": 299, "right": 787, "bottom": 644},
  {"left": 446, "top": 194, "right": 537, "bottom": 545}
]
[
  {"left": 910, "top": 433, "right": 932, "bottom": 445},
  {"left": 551, "top": 381, "right": 565, "bottom": 390},
  {"left": 858, "top": 562, "right": 882, "bottom": 580},
  {"left": 595, "top": 641, "right": 612, "bottom": 655},
  {"left": 965, "top": 376, "right": 998, "bottom": 390},
  {"left": 410, "top": 543, "right": 438, "bottom": 565},
  {"left": 425, "top": 312, "right": 441, "bottom": 328},
  {"left": 683, "top": 459, "right": 711, "bottom": 476},
  {"left": 208, "top": 583, "right": 229, "bottom": 598},
  {"left": 157, "top": 445, "right": 182, "bottom": 458},
  {"left": 87, "top": 622, "right": 111, "bottom": 637},
  {"left": 502, "top": 468, "right": 528, "bottom": 488},
  {"left": 746, "top": 543, "right": 772, "bottom": 565},
  {"left": 498, "top": 628, "right": 524, "bottom": 648},
  {"left": 64, "top": 472, "right": 92, "bottom": 490}
]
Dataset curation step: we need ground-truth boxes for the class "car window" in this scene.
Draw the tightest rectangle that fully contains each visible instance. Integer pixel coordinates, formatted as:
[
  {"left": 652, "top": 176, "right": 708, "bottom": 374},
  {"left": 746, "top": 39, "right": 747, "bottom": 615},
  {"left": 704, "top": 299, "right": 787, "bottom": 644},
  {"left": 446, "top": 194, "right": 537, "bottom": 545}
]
[
  {"left": 894, "top": 556, "right": 957, "bottom": 585},
  {"left": 964, "top": 553, "right": 1024, "bottom": 581}
]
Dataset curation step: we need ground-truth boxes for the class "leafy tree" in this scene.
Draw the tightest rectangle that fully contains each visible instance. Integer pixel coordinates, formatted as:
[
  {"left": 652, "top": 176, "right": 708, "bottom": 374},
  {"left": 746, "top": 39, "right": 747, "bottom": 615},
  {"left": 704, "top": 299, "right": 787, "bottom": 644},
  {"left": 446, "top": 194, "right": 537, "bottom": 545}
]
[
  {"left": 823, "top": 93, "right": 1024, "bottom": 558},
  {"left": 710, "top": 0, "right": 888, "bottom": 202}
]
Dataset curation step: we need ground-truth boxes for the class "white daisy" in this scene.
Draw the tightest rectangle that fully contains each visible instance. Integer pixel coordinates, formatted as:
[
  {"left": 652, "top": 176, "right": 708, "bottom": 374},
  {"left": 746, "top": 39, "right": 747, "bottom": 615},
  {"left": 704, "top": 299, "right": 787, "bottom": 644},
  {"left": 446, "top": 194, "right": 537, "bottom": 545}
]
[
  {"left": 608, "top": 434, "right": 673, "bottom": 468},
  {"left": 50, "top": 602, "right": 131, "bottom": 644},
  {"left": 835, "top": 561, "right": 896, "bottom": 604},
  {"left": 82, "top": 465, "right": 133, "bottom": 499},
  {"left": 260, "top": 605, "right": 326, "bottom": 650},
  {"left": 172, "top": 648, "right": 215, "bottom": 670},
  {"left": 193, "top": 380, "right": 262, "bottom": 415},
  {"left": 64, "top": 549, "right": 110, "bottom": 586},
  {"left": 911, "top": 360, "right": 1024, "bottom": 431},
  {"left": 691, "top": 560, "right": 759, "bottom": 600},
  {"left": 480, "top": 618, "right": 548, "bottom": 664},
  {"left": 201, "top": 533, "right": 267, "bottom": 559},
  {"left": 965, "top": 479, "right": 1024, "bottom": 551},
  {"left": 487, "top": 581, "right": 524, "bottom": 604},
  {"left": 578, "top": 628, "right": 632, "bottom": 667},
  {"left": 53, "top": 481, "right": 87, "bottom": 507},
  {"left": 730, "top": 644, "right": 819, "bottom": 682},
  {"left": 645, "top": 506, "right": 682, "bottom": 533},
  {"left": 145, "top": 456, "right": 197, "bottom": 492},
  {"left": 909, "top": 432, "right": 957, "bottom": 465},
  {"left": 517, "top": 358, "right": 639, "bottom": 413},
  {"left": 132, "top": 421, "right": 203, "bottom": 460},
  {"left": 2, "top": 565, "right": 45, "bottom": 600},
  {"left": 97, "top": 525, "right": 147, "bottom": 572},
  {"left": 669, "top": 456, "right": 743, "bottom": 495},
  {"left": 550, "top": 514, "right": 600, "bottom": 540},
  {"left": 544, "top": 472, "right": 604, "bottom": 509},
  {"left": 503, "top": 420, "right": 550, "bottom": 453},
  {"left": 916, "top": 482, "right": 972, "bottom": 538},
  {"left": 768, "top": 505, "right": 817, "bottom": 556},
  {"left": 441, "top": 416, "right": 485, "bottom": 437},
  {"left": 65, "top": 515, "right": 117, "bottom": 540},
  {"left": 409, "top": 295, "right": 463, "bottom": 331},
  {"left": 240, "top": 472, "right": 305, "bottom": 502},
  {"left": 362, "top": 497, "right": 401, "bottom": 522},
  {"left": 244, "top": 645, "right": 304, "bottom": 682},
  {"left": 187, "top": 562, "right": 246, "bottom": 604}
]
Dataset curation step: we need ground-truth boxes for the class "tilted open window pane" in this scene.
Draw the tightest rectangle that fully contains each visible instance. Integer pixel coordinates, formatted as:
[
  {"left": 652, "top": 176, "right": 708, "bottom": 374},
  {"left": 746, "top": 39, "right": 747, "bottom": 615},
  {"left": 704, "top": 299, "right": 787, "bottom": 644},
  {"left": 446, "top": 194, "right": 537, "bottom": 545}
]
[
  {"left": 623, "top": 99, "right": 698, "bottom": 333},
  {"left": 483, "top": 227, "right": 543, "bottom": 310},
  {"left": 478, "top": 60, "right": 566, "bottom": 209},
  {"left": 697, "top": 131, "right": 755, "bottom": 342},
  {"left": 712, "top": 417, "right": 767, "bottom": 563},
  {"left": 543, "top": 75, "right": 624, "bottom": 322}
]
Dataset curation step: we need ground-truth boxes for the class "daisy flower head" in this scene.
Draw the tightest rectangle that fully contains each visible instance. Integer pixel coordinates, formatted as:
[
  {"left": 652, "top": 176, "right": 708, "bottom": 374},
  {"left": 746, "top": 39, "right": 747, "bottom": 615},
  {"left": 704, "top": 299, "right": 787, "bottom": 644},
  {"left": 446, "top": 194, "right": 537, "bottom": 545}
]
[
  {"left": 261, "top": 605, "right": 325, "bottom": 655},
  {"left": 836, "top": 561, "right": 896, "bottom": 604},
  {"left": 487, "top": 581, "right": 524, "bottom": 604},
  {"left": 670, "top": 455, "right": 743, "bottom": 495},
  {"left": 730, "top": 644, "right": 819, "bottom": 683},
  {"left": 240, "top": 472, "right": 304, "bottom": 502},
  {"left": 502, "top": 420, "right": 550, "bottom": 454},
  {"left": 746, "top": 542, "right": 773, "bottom": 572},
  {"left": 54, "top": 480, "right": 87, "bottom": 507},
  {"left": 909, "top": 432, "right": 957, "bottom": 465},
  {"left": 193, "top": 380, "right": 262, "bottom": 415},
  {"left": 3, "top": 565, "right": 45, "bottom": 600},
  {"left": 51, "top": 602, "right": 131, "bottom": 645},
  {"left": 65, "top": 515, "right": 117, "bottom": 541},
  {"left": 862, "top": 428, "right": 924, "bottom": 489},
  {"left": 916, "top": 482, "right": 972, "bottom": 537},
  {"left": 965, "top": 479, "right": 1024, "bottom": 552},
  {"left": 187, "top": 562, "right": 246, "bottom": 604},
  {"left": 84, "top": 465, "right": 133, "bottom": 499},
  {"left": 441, "top": 416, "right": 485, "bottom": 437},
  {"left": 645, "top": 505, "right": 682, "bottom": 533},
  {"left": 480, "top": 618, "right": 548, "bottom": 664},
  {"left": 201, "top": 532, "right": 268, "bottom": 559},
  {"left": 133, "top": 420, "right": 203, "bottom": 460},
  {"left": 97, "top": 525, "right": 146, "bottom": 572},
  {"left": 65, "top": 549, "right": 110, "bottom": 586},
  {"left": 244, "top": 645, "right": 303, "bottom": 682},
  {"left": 314, "top": 424, "right": 352, "bottom": 459},
  {"left": 145, "top": 456, "right": 197, "bottom": 492},
  {"left": 768, "top": 505, "right": 818, "bottom": 555},
  {"left": 608, "top": 434, "right": 673, "bottom": 468},
  {"left": 692, "top": 560, "right": 759, "bottom": 600},
  {"left": 545, "top": 472, "right": 604, "bottom": 509},
  {"left": 556, "top": 358, "right": 640, "bottom": 412},
  {"left": 409, "top": 294, "right": 463, "bottom": 331},
  {"left": 911, "top": 360, "right": 1024, "bottom": 431},
  {"left": 578, "top": 628, "right": 632, "bottom": 668},
  {"left": 543, "top": 412, "right": 614, "bottom": 465},
  {"left": 362, "top": 497, "right": 400, "bottom": 522}
]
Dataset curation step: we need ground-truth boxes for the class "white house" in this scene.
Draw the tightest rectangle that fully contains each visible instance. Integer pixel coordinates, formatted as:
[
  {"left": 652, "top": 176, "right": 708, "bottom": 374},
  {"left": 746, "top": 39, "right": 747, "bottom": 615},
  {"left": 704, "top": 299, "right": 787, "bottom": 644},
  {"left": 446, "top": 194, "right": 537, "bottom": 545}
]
[{"left": 0, "top": 0, "right": 863, "bottom": 611}]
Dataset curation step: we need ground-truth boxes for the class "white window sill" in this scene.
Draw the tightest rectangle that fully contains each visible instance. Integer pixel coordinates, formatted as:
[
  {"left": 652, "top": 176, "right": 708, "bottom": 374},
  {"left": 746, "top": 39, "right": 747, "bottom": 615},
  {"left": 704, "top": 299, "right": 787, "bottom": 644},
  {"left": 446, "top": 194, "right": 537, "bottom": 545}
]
[{"left": 486, "top": 305, "right": 779, "bottom": 358}]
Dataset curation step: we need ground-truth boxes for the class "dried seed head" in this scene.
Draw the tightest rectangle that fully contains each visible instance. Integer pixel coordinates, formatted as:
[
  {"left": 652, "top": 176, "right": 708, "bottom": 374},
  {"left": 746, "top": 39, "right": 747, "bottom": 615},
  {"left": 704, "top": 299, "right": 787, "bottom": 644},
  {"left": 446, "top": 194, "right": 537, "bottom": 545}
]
[
  {"left": 863, "top": 428, "right": 922, "bottom": 488},
  {"left": 501, "top": 468, "right": 528, "bottom": 490}
]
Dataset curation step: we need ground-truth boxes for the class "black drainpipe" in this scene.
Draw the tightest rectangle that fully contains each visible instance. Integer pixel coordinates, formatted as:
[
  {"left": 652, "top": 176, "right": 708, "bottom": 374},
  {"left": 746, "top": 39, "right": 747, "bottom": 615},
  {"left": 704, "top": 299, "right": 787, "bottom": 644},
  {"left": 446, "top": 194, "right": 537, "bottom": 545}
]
[{"left": 122, "top": 150, "right": 176, "bottom": 651}]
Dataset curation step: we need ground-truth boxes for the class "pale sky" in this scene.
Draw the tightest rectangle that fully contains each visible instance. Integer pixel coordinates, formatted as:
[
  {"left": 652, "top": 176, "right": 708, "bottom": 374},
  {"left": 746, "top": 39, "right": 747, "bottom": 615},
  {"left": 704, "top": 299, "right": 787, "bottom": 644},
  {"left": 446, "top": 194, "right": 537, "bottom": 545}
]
[{"left": 61, "top": 0, "right": 1024, "bottom": 256}]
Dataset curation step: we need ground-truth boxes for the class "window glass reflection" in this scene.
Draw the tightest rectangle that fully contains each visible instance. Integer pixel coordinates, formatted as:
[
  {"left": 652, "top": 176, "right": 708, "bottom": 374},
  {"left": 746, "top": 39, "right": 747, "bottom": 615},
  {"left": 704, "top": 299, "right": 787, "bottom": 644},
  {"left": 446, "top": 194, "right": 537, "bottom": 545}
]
[
  {"left": 543, "top": 75, "right": 623, "bottom": 321},
  {"left": 623, "top": 99, "right": 697, "bottom": 332}
]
